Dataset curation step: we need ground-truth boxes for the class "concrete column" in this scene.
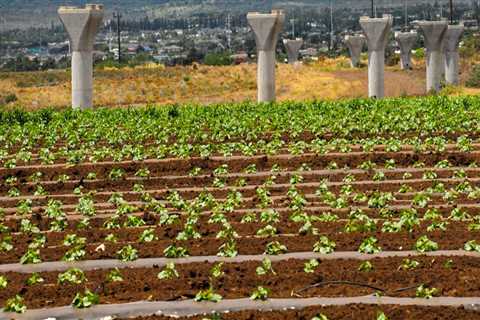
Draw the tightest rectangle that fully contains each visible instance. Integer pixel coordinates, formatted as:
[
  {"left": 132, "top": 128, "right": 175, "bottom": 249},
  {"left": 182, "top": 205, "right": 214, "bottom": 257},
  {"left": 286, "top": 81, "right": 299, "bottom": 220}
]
[
  {"left": 417, "top": 21, "right": 448, "bottom": 93},
  {"left": 283, "top": 38, "right": 303, "bottom": 65},
  {"left": 247, "top": 10, "right": 285, "bottom": 103},
  {"left": 359, "top": 15, "right": 393, "bottom": 99},
  {"left": 344, "top": 35, "right": 365, "bottom": 68},
  {"left": 58, "top": 4, "right": 104, "bottom": 109},
  {"left": 395, "top": 31, "right": 417, "bottom": 70},
  {"left": 444, "top": 24, "right": 464, "bottom": 85}
]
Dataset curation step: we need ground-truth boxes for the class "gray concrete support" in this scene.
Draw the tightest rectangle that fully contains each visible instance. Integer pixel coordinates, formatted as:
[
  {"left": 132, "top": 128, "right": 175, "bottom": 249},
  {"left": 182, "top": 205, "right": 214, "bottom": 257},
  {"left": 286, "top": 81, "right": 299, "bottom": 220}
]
[
  {"left": 417, "top": 21, "right": 448, "bottom": 93},
  {"left": 283, "top": 38, "right": 303, "bottom": 65},
  {"left": 395, "top": 31, "right": 417, "bottom": 70},
  {"left": 58, "top": 4, "right": 104, "bottom": 109},
  {"left": 444, "top": 24, "right": 464, "bottom": 85},
  {"left": 247, "top": 10, "right": 285, "bottom": 103},
  {"left": 344, "top": 35, "right": 365, "bottom": 68},
  {"left": 359, "top": 15, "right": 393, "bottom": 99}
]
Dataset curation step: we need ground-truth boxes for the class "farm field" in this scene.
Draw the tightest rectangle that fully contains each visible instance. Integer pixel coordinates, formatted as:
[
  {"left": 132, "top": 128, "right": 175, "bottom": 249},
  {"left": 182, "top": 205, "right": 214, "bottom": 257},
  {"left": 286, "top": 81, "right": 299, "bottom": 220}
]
[{"left": 1, "top": 96, "right": 480, "bottom": 318}]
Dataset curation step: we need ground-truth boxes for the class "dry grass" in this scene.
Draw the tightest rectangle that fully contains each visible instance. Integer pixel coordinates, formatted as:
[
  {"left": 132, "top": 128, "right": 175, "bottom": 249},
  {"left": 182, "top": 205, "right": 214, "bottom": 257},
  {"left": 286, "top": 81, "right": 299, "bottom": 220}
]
[{"left": 0, "top": 56, "right": 473, "bottom": 110}]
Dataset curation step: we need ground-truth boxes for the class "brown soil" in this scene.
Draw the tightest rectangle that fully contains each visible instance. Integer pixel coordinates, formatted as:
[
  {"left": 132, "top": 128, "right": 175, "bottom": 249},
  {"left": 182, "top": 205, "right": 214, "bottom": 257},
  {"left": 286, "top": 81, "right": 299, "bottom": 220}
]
[
  {"left": 2, "top": 150, "right": 480, "bottom": 183},
  {"left": 1, "top": 227, "right": 479, "bottom": 264},
  {"left": 2, "top": 221, "right": 475, "bottom": 249},
  {"left": 1, "top": 256, "right": 480, "bottom": 309}
]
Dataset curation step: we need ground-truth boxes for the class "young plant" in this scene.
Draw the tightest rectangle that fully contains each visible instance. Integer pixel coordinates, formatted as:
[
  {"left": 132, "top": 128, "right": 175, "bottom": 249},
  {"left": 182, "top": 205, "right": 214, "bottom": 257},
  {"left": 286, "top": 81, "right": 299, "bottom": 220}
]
[
  {"left": 444, "top": 259, "right": 454, "bottom": 269},
  {"left": 62, "top": 246, "right": 86, "bottom": 262},
  {"left": 139, "top": 228, "right": 158, "bottom": 243},
  {"left": 304, "top": 259, "right": 320, "bottom": 273},
  {"left": 58, "top": 268, "right": 86, "bottom": 284},
  {"left": 164, "top": 244, "right": 189, "bottom": 258},
  {"left": 313, "top": 236, "right": 336, "bottom": 254},
  {"left": 117, "top": 245, "right": 138, "bottom": 262},
  {"left": 210, "top": 262, "right": 225, "bottom": 278},
  {"left": 194, "top": 286, "right": 223, "bottom": 302},
  {"left": 250, "top": 286, "right": 270, "bottom": 301},
  {"left": 464, "top": 240, "right": 480, "bottom": 253},
  {"left": 20, "top": 249, "right": 42, "bottom": 264},
  {"left": 217, "top": 239, "right": 238, "bottom": 258},
  {"left": 72, "top": 289, "right": 100, "bottom": 308},
  {"left": 26, "top": 273, "right": 44, "bottom": 286},
  {"left": 376, "top": 311, "right": 389, "bottom": 320},
  {"left": 158, "top": 262, "right": 180, "bottom": 280},
  {"left": 106, "top": 268, "right": 123, "bottom": 282},
  {"left": 256, "top": 258, "right": 276, "bottom": 276},
  {"left": 414, "top": 236, "right": 438, "bottom": 253},
  {"left": 358, "top": 236, "right": 381, "bottom": 254},
  {"left": 264, "top": 241, "right": 287, "bottom": 255},
  {"left": 3, "top": 295, "right": 26, "bottom": 313},
  {"left": 108, "top": 168, "right": 125, "bottom": 180},
  {"left": 241, "top": 212, "right": 257, "bottom": 224},
  {"left": 358, "top": 261, "right": 374, "bottom": 272},
  {"left": 399, "top": 259, "right": 420, "bottom": 271},
  {"left": 415, "top": 285, "right": 439, "bottom": 299},
  {"left": 0, "top": 276, "right": 7, "bottom": 289}
]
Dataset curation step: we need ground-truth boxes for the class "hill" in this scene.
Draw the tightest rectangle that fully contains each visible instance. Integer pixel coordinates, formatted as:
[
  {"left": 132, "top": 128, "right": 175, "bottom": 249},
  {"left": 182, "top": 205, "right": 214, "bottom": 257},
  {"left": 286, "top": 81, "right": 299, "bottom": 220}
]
[
  {"left": 2, "top": 0, "right": 470, "bottom": 30},
  {"left": 2, "top": 56, "right": 475, "bottom": 110}
]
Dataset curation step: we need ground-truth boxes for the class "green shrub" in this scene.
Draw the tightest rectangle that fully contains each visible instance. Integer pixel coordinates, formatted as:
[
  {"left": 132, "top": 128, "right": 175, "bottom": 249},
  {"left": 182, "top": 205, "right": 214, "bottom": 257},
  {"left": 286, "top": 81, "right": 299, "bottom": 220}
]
[
  {"left": 466, "top": 64, "right": 480, "bottom": 88},
  {"left": 413, "top": 48, "right": 425, "bottom": 59},
  {"left": 204, "top": 53, "right": 233, "bottom": 66},
  {"left": 5, "top": 93, "right": 17, "bottom": 104},
  {"left": 0, "top": 93, "right": 18, "bottom": 106}
]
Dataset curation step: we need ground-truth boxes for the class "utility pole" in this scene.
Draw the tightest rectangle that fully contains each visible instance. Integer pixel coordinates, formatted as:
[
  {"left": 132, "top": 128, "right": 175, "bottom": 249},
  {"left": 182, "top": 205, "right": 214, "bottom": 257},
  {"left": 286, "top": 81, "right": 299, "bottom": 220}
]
[
  {"left": 0, "top": 5, "right": 5, "bottom": 56},
  {"left": 371, "top": 0, "right": 375, "bottom": 18},
  {"left": 108, "top": 20, "right": 112, "bottom": 52},
  {"left": 330, "top": 0, "right": 334, "bottom": 52},
  {"left": 404, "top": 0, "right": 408, "bottom": 28},
  {"left": 449, "top": 0, "right": 454, "bottom": 24},
  {"left": 226, "top": 13, "right": 232, "bottom": 50},
  {"left": 290, "top": 17, "right": 296, "bottom": 38},
  {"left": 113, "top": 11, "right": 122, "bottom": 63}
]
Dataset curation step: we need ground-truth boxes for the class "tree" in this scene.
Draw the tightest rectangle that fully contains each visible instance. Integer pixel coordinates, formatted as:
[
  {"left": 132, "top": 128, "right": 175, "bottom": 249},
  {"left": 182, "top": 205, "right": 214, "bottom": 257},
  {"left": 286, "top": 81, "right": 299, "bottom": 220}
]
[{"left": 204, "top": 52, "right": 232, "bottom": 66}]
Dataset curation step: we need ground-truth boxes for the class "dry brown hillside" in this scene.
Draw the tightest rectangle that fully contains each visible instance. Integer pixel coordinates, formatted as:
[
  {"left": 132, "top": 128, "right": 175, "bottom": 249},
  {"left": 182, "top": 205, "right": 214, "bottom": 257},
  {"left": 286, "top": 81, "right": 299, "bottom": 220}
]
[{"left": 0, "top": 56, "right": 478, "bottom": 110}]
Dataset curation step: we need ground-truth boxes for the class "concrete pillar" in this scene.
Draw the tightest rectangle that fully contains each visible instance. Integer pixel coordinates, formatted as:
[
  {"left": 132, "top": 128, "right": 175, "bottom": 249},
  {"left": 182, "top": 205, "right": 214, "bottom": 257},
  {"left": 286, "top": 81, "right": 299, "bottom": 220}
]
[
  {"left": 395, "top": 31, "right": 417, "bottom": 70},
  {"left": 58, "top": 4, "right": 104, "bottom": 109},
  {"left": 247, "top": 10, "right": 285, "bottom": 103},
  {"left": 417, "top": 21, "right": 448, "bottom": 93},
  {"left": 344, "top": 35, "right": 365, "bottom": 68},
  {"left": 359, "top": 15, "right": 393, "bottom": 99},
  {"left": 283, "top": 38, "right": 303, "bottom": 65},
  {"left": 444, "top": 24, "right": 464, "bottom": 85}
]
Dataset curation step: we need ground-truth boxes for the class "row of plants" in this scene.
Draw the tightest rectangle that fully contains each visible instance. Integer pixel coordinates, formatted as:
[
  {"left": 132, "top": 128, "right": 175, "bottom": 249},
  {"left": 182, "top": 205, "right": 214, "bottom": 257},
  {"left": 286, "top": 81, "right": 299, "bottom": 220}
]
[
  {"left": 0, "top": 96, "right": 480, "bottom": 164},
  {"left": 1, "top": 254, "right": 475, "bottom": 313},
  {"left": 1, "top": 134, "right": 479, "bottom": 167}
]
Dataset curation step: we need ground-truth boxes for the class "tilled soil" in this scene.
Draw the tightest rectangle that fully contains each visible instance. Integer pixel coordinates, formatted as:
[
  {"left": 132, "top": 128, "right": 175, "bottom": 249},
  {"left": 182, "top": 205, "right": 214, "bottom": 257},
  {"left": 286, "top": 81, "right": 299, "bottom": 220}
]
[
  {"left": 1, "top": 150, "right": 479, "bottom": 183},
  {"left": 2, "top": 147, "right": 480, "bottom": 316},
  {"left": 1, "top": 256, "right": 480, "bottom": 309},
  {"left": 1, "top": 228, "right": 479, "bottom": 264}
]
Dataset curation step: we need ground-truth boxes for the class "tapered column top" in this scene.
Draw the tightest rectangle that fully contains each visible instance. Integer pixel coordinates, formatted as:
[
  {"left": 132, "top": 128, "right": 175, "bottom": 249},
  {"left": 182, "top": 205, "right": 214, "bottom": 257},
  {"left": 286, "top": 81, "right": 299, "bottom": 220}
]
[
  {"left": 58, "top": 4, "right": 104, "bottom": 52},
  {"left": 444, "top": 24, "right": 464, "bottom": 53},
  {"left": 416, "top": 20, "right": 448, "bottom": 51},
  {"left": 247, "top": 10, "right": 285, "bottom": 51},
  {"left": 359, "top": 15, "right": 393, "bottom": 51}
]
